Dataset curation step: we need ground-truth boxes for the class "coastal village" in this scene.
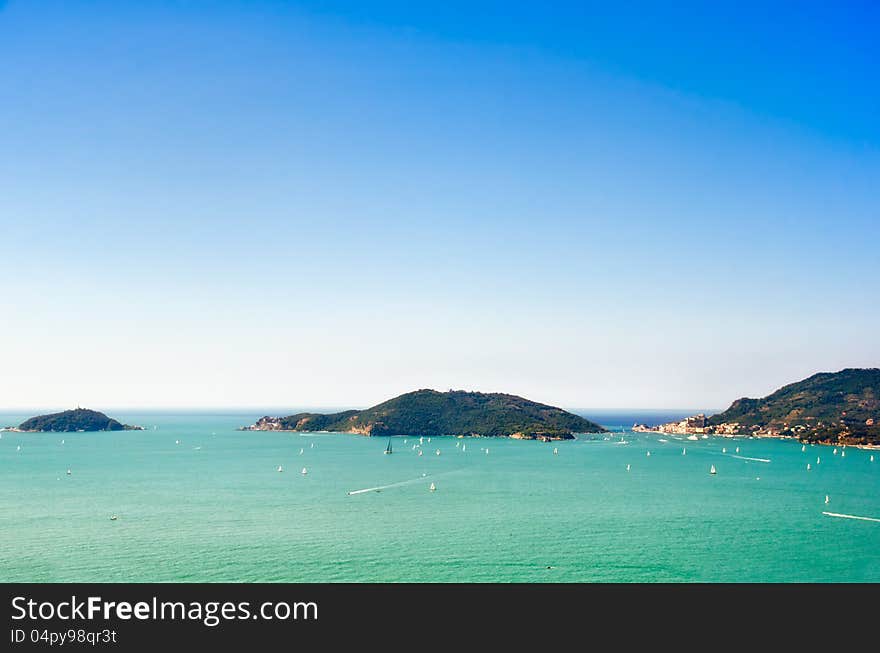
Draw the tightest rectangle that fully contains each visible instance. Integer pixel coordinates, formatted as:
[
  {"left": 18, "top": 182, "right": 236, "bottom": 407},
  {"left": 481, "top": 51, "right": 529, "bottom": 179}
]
[
  {"left": 633, "top": 413, "right": 880, "bottom": 447},
  {"left": 632, "top": 414, "right": 762, "bottom": 438}
]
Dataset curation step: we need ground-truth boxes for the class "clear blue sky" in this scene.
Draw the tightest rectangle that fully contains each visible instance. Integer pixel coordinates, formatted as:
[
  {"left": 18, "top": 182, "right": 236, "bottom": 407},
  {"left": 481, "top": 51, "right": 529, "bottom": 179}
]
[{"left": 1, "top": 1, "right": 878, "bottom": 410}]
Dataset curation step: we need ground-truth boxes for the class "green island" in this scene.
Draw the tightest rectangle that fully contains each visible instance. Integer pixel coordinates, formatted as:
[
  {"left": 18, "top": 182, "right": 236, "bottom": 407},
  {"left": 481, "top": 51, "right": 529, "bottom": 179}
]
[
  {"left": 708, "top": 368, "right": 880, "bottom": 445},
  {"left": 242, "top": 389, "right": 606, "bottom": 440},
  {"left": 15, "top": 408, "right": 143, "bottom": 432}
]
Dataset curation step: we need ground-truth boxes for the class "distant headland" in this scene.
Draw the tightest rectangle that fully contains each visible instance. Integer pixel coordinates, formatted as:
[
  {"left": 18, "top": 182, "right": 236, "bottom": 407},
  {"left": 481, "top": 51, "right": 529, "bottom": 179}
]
[
  {"left": 241, "top": 389, "right": 607, "bottom": 440},
  {"left": 634, "top": 368, "right": 880, "bottom": 446},
  {"left": 12, "top": 408, "right": 143, "bottom": 433}
]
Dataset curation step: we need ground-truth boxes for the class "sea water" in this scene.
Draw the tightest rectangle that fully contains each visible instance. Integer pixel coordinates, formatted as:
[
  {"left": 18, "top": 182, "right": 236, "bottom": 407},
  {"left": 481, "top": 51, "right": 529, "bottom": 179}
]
[{"left": 1, "top": 411, "right": 878, "bottom": 582}]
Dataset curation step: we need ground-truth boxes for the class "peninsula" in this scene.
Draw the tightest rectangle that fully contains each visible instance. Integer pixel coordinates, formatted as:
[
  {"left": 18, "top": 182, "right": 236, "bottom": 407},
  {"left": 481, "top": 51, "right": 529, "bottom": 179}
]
[
  {"left": 242, "top": 389, "right": 606, "bottom": 440},
  {"left": 15, "top": 408, "right": 143, "bottom": 432},
  {"left": 634, "top": 368, "right": 880, "bottom": 446}
]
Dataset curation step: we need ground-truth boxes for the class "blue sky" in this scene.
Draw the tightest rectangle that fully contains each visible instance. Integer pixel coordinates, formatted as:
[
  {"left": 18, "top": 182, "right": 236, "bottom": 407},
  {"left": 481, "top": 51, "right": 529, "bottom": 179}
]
[{"left": 1, "top": 1, "right": 878, "bottom": 410}]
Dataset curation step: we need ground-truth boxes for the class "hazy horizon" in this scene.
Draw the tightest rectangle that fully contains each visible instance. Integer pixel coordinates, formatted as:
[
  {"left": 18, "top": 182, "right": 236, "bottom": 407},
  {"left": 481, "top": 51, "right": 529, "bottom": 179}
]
[{"left": 2, "top": 2, "right": 877, "bottom": 410}]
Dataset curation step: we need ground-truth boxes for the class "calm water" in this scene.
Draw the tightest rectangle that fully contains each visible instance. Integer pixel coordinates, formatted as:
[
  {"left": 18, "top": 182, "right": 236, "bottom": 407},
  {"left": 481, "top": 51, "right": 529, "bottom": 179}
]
[{"left": 2, "top": 411, "right": 878, "bottom": 582}]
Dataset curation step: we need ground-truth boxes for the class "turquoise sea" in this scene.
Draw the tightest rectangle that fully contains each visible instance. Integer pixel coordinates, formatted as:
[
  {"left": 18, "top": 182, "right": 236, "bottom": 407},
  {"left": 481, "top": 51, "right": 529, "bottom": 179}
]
[{"left": 2, "top": 411, "right": 878, "bottom": 582}]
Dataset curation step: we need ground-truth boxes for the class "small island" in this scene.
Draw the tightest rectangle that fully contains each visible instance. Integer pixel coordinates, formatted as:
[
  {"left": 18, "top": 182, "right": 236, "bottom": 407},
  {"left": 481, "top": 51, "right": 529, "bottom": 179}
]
[
  {"left": 634, "top": 368, "right": 880, "bottom": 446},
  {"left": 15, "top": 408, "right": 143, "bottom": 433},
  {"left": 242, "top": 389, "right": 606, "bottom": 440}
]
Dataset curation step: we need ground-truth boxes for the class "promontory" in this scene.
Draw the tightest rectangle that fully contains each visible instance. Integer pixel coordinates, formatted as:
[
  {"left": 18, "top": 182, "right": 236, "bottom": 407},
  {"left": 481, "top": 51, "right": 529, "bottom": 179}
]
[
  {"left": 15, "top": 408, "right": 143, "bottom": 432},
  {"left": 242, "top": 389, "right": 606, "bottom": 440}
]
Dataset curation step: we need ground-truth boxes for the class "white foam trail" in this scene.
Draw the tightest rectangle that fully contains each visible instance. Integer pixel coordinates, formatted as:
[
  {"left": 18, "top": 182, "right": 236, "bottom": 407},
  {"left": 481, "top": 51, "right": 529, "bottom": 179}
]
[
  {"left": 347, "top": 470, "right": 464, "bottom": 496},
  {"left": 725, "top": 454, "right": 771, "bottom": 463},
  {"left": 822, "top": 511, "right": 880, "bottom": 523}
]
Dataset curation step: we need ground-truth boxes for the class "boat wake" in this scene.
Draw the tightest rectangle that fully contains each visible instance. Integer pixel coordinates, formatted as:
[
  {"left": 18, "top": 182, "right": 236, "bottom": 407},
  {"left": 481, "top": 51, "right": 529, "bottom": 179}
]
[
  {"left": 822, "top": 511, "right": 880, "bottom": 524},
  {"left": 724, "top": 454, "right": 771, "bottom": 463},
  {"left": 347, "top": 469, "right": 465, "bottom": 496}
]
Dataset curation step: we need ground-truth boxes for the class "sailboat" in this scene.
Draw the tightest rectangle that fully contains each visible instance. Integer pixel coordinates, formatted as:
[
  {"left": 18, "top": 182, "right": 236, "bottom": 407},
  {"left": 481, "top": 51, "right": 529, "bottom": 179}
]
[
  {"left": 435, "top": 449, "right": 441, "bottom": 456},
  {"left": 429, "top": 482, "right": 436, "bottom": 492},
  {"left": 722, "top": 447, "right": 727, "bottom": 453},
  {"left": 626, "top": 464, "right": 631, "bottom": 472},
  {"left": 384, "top": 439, "right": 393, "bottom": 455},
  {"left": 817, "top": 457, "right": 821, "bottom": 465},
  {"left": 871, "top": 455, "right": 875, "bottom": 462},
  {"left": 418, "top": 449, "right": 423, "bottom": 456},
  {"left": 833, "top": 448, "right": 838, "bottom": 455},
  {"left": 61, "top": 439, "right": 65, "bottom": 445},
  {"left": 301, "top": 467, "right": 308, "bottom": 475},
  {"left": 277, "top": 465, "right": 283, "bottom": 472},
  {"left": 646, "top": 451, "right": 651, "bottom": 457},
  {"left": 825, "top": 495, "right": 830, "bottom": 504},
  {"left": 841, "top": 450, "right": 846, "bottom": 458},
  {"left": 682, "top": 448, "right": 687, "bottom": 456},
  {"left": 807, "top": 463, "right": 812, "bottom": 470},
  {"left": 67, "top": 469, "right": 71, "bottom": 475},
  {"left": 553, "top": 447, "right": 558, "bottom": 455},
  {"left": 299, "top": 448, "right": 304, "bottom": 455},
  {"left": 802, "top": 445, "right": 806, "bottom": 452},
  {"left": 735, "top": 447, "right": 740, "bottom": 454},
  {"left": 462, "top": 444, "right": 466, "bottom": 452},
  {"left": 709, "top": 464, "right": 717, "bottom": 475},
  {"left": 175, "top": 440, "right": 180, "bottom": 445}
]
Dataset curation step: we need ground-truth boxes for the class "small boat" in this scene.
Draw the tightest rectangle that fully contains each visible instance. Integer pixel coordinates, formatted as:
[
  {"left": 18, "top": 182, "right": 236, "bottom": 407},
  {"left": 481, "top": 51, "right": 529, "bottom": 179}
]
[
  {"left": 277, "top": 465, "right": 283, "bottom": 472},
  {"left": 658, "top": 438, "right": 668, "bottom": 443},
  {"left": 110, "top": 515, "right": 118, "bottom": 521},
  {"left": 429, "top": 482, "right": 436, "bottom": 492},
  {"left": 710, "top": 465, "right": 716, "bottom": 475},
  {"left": 626, "top": 464, "right": 631, "bottom": 472},
  {"left": 553, "top": 447, "right": 558, "bottom": 455},
  {"left": 384, "top": 438, "right": 393, "bottom": 455},
  {"left": 687, "top": 435, "right": 698, "bottom": 441},
  {"left": 825, "top": 495, "right": 830, "bottom": 504},
  {"left": 301, "top": 467, "right": 308, "bottom": 475},
  {"left": 701, "top": 434, "right": 708, "bottom": 439}
]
